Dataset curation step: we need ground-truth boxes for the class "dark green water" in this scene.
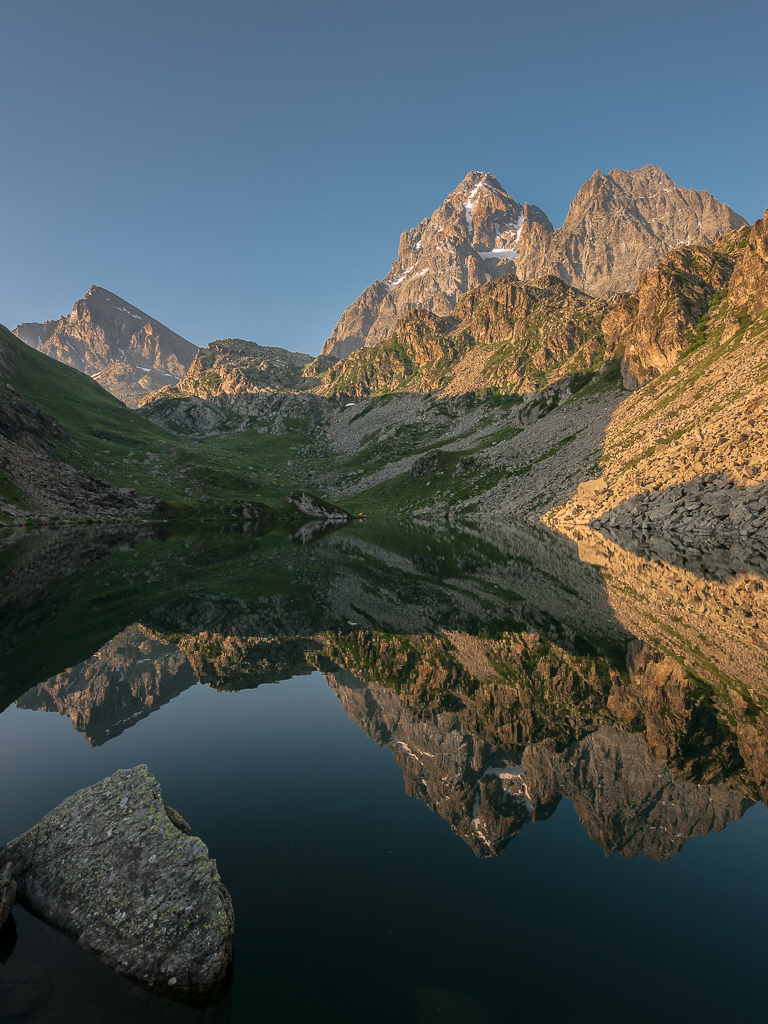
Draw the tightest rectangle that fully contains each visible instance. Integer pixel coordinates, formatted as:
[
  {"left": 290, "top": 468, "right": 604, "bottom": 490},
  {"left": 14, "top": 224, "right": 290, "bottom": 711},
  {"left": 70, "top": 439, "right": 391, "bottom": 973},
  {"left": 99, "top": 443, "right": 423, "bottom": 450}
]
[{"left": 1, "top": 520, "right": 767, "bottom": 1023}]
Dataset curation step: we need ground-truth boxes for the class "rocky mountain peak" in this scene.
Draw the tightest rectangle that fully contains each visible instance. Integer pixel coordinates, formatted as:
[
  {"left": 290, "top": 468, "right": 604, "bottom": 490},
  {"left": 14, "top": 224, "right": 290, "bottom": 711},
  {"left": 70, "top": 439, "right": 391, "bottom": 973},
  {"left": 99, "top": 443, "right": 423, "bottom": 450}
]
[
  {"left": 516, "top": 164, "right": 748, "bottom": 296},
  {"left": 321, "top": 171, "right": 552, "bottom": 359},
  {"left": 14, "top": 286, "right": 198, "bottom": 407},
  {"left": 322, "top": 167, "right": 745, "bottom": 358}
]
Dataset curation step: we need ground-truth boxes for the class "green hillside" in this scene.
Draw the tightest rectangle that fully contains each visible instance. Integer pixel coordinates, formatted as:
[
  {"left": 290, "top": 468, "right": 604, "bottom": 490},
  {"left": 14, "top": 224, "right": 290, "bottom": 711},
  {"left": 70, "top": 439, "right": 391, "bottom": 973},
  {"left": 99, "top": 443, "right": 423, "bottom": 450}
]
[{"left": 0, "top": 324, "right": 344, "bottom": 523}]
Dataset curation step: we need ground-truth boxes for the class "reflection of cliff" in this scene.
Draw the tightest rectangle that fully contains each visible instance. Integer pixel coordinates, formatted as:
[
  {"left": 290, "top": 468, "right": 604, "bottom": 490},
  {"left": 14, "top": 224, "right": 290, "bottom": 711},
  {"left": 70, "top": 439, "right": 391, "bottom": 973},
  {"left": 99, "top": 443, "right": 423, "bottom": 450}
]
[
  {"left": 16, "top": 625, "right": 197, "bottom": 745},
  {"left": 326, "top": 668, "right": 752, "bottom": 861},
  {"left": 326, "top": 669, "right": 536, "bottom": 857},
  {"left": 523, "top": 729, "right": 751, "bottom": 860},
  {"left": 320, "top": 628, "right": 768, "bottom": 799},
  {"left": 169, "top": 633, "right": 318, "bottom": 690},
  {"left": 569, "top": 526, "right": 768, "bottom": 691}
]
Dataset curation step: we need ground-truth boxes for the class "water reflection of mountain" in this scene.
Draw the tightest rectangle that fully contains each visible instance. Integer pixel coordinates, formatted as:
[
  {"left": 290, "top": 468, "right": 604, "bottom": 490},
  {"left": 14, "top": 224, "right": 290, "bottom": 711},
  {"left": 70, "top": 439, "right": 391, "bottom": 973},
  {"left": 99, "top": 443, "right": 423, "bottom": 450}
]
[
  {"left": 328, "top": 667, "right": 751, "bottom": 861},
  {"left": 16, "top": 625, "right": 197, "bottom": 746},
  {"left": 5, "top": 517, "right": 768, "bottom": 861},
  {"left": 17, "top": 618, "right": 765, "bottom": 861}
]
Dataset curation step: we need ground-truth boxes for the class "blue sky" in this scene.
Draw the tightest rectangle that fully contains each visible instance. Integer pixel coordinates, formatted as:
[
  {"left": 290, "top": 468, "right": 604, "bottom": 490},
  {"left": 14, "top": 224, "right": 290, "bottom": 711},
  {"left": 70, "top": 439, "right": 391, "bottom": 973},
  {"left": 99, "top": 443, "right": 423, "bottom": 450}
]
[{"left": 1, "top": 0, "right": 766, "bottom": 355}]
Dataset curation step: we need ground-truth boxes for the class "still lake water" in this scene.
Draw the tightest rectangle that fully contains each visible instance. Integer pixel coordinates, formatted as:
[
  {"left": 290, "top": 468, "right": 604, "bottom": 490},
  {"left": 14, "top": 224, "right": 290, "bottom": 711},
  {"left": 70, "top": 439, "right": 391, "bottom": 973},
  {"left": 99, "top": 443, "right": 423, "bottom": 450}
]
[{"left": 1, "top": 519, "right": 767, "bottom": 1023}]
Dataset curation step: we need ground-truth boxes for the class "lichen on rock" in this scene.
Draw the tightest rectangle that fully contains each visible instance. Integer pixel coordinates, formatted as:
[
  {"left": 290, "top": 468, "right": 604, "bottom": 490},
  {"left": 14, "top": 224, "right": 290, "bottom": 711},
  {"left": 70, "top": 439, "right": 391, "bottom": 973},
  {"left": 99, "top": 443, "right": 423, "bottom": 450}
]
[{"left": 0, "top": 766, "right": 233, "bottom": 997}]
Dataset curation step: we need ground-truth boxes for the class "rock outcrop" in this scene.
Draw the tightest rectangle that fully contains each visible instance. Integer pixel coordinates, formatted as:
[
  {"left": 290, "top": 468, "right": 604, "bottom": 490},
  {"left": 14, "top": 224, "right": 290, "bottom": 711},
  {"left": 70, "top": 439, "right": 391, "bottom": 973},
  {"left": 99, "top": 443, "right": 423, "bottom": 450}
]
[
  {"left": 323, "top": 274, "right": 612, "bottom": 399},
  {"left": 286, "top": 490, "right": 350, "bottom": 520},
  {"left": 603, "top": 239, "right": 738, "bottom": 388},
  {"left": 722, "top": 207, "right": 768, "bottom": 339},
  {"left": 322, "top": 171, "right": 551, "bottom": 358},
  {"left": 0, "top": 865, "right": 15, "bottom": 932},
  {"left": 514, "top": 165, "right": 745, "bottom": 298},
  {"left": 0, "top": 766, "right": 233, "bottom": 996},
  {"left": 155, "top": 337, "right": 315, "bottom": 401},
  {"left": 322, "top": 167, "right": 744, "bottom": 358},
  {"left": 15, "top": 286, "right": 197, "bottom": 407}
]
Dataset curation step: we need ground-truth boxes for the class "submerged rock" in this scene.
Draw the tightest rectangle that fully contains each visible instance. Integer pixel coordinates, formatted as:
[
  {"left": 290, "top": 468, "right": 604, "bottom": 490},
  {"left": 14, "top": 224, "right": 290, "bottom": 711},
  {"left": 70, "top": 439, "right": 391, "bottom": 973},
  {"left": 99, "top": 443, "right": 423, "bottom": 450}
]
[{"left": 0, "top": 766, "right": 233, "bottom": 996}]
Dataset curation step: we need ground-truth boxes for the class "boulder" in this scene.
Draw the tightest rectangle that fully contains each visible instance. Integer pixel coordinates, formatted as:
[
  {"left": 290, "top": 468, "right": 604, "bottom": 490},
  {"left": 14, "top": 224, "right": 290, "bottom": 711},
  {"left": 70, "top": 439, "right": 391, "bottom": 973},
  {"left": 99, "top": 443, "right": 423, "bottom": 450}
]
[
  {"left": 0, "top": 864, "right": 15, "bottom": 931},
  {"left": 576, "top": 477, "right": 607, "bottom": 502},
  {"left": 287, "top": 490, "right": 349, "bottom": 521},
  {"left": 0, "top": 766, "right": 233, "bottom": 996}
]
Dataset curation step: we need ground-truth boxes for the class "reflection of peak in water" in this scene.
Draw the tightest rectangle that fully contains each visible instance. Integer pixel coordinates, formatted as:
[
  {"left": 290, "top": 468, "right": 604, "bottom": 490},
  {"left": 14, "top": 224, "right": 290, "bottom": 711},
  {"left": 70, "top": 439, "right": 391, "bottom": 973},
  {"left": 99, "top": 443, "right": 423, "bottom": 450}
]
[
  {"left": 15, "top": 628, "right": 321, "bottom": 743},
  {"left": 325, "top": 655, "right": 755, "bottom": 861},
  {"left": 15, "top": 624, "right": 197, "bottom": 746}
]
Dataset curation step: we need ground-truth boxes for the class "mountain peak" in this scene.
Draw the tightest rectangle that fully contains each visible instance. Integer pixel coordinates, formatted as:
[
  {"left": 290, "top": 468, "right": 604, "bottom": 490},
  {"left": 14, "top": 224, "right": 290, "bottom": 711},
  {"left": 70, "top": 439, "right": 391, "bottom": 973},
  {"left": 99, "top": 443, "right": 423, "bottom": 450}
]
[
  {"left": 14, "top": 287, "right": 197, "bottom": 407},
  {"left": 321, "top": 172, "right": 551, "bottom": 358}
]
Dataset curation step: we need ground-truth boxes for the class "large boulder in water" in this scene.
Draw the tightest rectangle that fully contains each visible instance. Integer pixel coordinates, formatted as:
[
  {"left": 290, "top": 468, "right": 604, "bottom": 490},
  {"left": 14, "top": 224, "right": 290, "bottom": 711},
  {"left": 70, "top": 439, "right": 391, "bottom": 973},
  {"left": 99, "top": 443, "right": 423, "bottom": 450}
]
[
  {"left": 0, "top": 766, "right": 233, "bottom": 996},
  {"left": 0, "top": 864, "right": 14, "bottom": 931}
]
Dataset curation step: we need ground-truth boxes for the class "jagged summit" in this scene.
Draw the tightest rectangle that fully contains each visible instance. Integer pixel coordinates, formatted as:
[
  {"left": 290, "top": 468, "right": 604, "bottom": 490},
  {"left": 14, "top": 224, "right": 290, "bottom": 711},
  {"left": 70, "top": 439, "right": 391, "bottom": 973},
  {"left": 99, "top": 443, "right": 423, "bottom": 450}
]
[
  {"left": 320, "top": 171, "right": 552, "bottom": 359},
  {"left": 321, "top": 166, "right": 745, "bottom": 358},
  {"left": 14, "top": 285, "right": 197, "bottom": 407},
  {"left": 515, "top": 164, "right": 747, "bottom": 296}
]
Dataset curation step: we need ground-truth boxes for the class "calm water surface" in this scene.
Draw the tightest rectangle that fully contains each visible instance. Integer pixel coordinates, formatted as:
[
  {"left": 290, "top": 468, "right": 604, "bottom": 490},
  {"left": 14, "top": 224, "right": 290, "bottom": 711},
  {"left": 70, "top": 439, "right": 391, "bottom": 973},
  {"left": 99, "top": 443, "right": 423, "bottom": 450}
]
[{"left": 1, "top": 520, "right": 766, "bottom": 1023}]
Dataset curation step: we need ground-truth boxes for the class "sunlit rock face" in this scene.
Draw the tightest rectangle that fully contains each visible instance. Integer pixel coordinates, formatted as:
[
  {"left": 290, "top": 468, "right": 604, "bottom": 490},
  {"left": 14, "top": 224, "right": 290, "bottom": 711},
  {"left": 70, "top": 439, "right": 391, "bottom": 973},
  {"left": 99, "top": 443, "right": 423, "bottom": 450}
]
[
  {"left": 514, "top": 165, "right": 745, "bottom": 298},
  {"left": 14, "top": 286, "right": 197, "bottom": 406},
  {"left": 322, "top": 171, "right": 550, "bottom": 359},
  {"left": 322, "top": 166, "right": 744, "bottom": 358}
]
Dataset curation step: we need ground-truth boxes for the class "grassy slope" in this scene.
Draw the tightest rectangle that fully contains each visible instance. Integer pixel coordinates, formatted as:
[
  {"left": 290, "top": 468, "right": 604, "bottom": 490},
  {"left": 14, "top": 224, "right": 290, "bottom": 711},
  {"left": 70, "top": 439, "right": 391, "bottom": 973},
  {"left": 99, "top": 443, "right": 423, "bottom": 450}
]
[{"left": 0, "top": 325, "right": 347, "bottom": 521}]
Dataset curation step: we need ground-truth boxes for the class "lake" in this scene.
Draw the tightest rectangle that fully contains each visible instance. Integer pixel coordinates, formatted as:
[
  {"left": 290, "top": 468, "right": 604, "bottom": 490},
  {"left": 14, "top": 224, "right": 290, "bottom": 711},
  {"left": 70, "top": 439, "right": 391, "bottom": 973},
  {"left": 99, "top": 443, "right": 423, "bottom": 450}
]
[{"left": 1, "top": 519, "right": 767, "bottom": 1024}]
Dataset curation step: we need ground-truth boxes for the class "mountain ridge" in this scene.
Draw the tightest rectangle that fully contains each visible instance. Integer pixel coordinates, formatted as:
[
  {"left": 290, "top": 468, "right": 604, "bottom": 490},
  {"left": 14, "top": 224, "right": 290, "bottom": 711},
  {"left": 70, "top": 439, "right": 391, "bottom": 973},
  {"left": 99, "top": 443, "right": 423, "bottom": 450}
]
[
  {"left": 14, "top": 285, "right": 198, "bottom": 407},
  {"left": 321, "top": 165, "right": 745, "bottom": 359}
]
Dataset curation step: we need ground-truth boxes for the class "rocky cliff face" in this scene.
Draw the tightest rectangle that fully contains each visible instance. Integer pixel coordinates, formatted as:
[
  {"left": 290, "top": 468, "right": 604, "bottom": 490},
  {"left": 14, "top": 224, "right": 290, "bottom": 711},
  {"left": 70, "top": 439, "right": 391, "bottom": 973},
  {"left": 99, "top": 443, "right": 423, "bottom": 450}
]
[
  {"left": 322, "top": 167, "right": 745, "bottom": 359},
  {"left": 14, "top": 286, "right": 197, "bottom": 407},
  {"left": 515, "top": 165, "right": 746, "bottom": 297},
  {"left": 322, "top": 171, "right": 552, "bottom": 358},
  {"left": 601, "top": 238, "right": 739, "bottom": 388},
  {"left": 323, "top": 274, "right": 612, "bottom": 399}
]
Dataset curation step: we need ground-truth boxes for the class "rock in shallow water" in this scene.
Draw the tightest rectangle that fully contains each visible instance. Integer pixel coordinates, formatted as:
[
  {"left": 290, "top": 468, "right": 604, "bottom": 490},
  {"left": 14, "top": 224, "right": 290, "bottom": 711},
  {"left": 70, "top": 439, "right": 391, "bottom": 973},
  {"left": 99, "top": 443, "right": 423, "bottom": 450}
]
[
  {"left": 0, "top": 766, "right": 233, "bottom": 996},
  {"left": 0, "top": 866, "right": 14, "bottom": 933}
]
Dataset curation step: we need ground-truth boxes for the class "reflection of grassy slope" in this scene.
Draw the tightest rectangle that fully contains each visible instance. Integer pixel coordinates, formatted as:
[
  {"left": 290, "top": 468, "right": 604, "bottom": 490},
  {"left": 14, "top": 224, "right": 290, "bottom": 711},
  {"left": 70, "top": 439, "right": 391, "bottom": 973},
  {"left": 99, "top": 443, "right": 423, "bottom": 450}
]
[{"left": 0, "top": 518, "right": 627, "bottom": 708}]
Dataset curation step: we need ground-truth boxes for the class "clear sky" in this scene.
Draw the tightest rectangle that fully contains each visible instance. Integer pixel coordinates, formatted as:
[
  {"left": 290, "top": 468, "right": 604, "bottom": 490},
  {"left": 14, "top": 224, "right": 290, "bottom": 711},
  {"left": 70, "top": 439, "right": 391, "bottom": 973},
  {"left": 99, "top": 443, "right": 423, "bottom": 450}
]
[{"left": 1, "top": 0, "right": 766, "bottom": 355}]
